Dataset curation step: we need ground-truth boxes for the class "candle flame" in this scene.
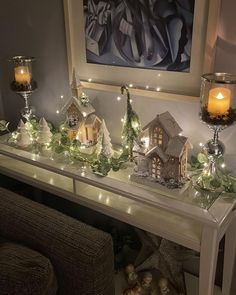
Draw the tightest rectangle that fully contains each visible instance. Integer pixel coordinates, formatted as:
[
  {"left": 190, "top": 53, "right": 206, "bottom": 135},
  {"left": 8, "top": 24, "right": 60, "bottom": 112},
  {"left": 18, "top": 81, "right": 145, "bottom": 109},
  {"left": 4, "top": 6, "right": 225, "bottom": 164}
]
[
  {"left": 20, "top": 69, "right": 24, "bottom": 74},
  {"left": 216, "top": 92, "right": 224, "bottom": 100}
]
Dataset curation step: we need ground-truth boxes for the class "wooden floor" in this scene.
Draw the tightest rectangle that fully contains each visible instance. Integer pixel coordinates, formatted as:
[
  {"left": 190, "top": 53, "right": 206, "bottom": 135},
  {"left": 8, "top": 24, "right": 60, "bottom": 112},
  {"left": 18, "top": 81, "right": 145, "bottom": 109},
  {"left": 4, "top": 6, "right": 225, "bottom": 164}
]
[{"left": 115, "top": 272, "right": 222, "bottom": 295}]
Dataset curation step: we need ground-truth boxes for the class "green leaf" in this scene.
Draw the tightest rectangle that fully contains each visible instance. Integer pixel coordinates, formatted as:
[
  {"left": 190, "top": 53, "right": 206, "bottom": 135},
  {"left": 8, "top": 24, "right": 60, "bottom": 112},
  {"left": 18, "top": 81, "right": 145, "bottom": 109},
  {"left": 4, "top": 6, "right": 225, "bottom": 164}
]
[{"left": 197, "top": 152, "right": 208, "bottom": 164}]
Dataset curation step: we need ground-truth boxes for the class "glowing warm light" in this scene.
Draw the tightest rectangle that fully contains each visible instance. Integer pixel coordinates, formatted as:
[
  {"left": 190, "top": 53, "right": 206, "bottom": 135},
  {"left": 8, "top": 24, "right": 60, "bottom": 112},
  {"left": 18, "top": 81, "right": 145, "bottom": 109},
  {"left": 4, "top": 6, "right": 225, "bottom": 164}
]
[
  {"left": 145, "top": 85, "right": 149, "bottom": 89},
  {"left": 125, "top": 145, "right": 129, "bottom": 149},
  {"left": 129, "top": 83, "right": 133, "bottom": 88},
  {"left": 207, "top": 87, "right": 231, "bottom": 116},
  {"left": 98, "top": 193, "right": 103, "bottom": 201},
  {"left": 156, "top": 87, "right": 161, "bottom": 92},
  {"left": 221, "top": 163, "right": 226, "bottom": 168},
  {"left": 132, "top": 121, "right": 139, "bottom": 128},
  {"left": 117, "top": 96, "right": 121, "bottom": 101},
  {"left": 49, "top": 178, "right": 54, "bottom": 185},
  {"left": 199, "top": 142, "right": 204, "bottom": 147},
  {"left": 179, "top": 133, "right": 183, "bottom": 136},
  {"left": 60, "top": 95, "right": 64, "bottom": 99},
  {"left": 121, "top": 118, "right": 124, "bottom": 122},
  {"left": 82, "top": 112, "right": 87, "bottom": 117},
  {"left": 130, "top": 99, "right": 133, "bottom": 103},
  {"left": 127, "top": 207, "right": 132, "bottom": 214},
  {"left": 14, "top": 66, "right": 31, "bottom": 83},
  {"left": 88, "top": 78, "right": 92, "bottom": 82},
  {"left": 105, "top": 197, "right": 110, "bottom": 205},
  {"left": 157, "top": 73, "right": 161, "bottom": 77},
  {"left": 56, "top": 110, "right": 60, "bottom": 114},
  {"left": 81, "top": 171, "right": 85, "bottom": 177}
]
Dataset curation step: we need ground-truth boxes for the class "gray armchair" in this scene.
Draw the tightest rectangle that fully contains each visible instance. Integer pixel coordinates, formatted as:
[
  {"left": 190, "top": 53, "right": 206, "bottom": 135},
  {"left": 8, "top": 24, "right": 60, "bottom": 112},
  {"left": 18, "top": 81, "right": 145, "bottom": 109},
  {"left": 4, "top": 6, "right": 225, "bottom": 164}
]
[{"left": 0, "top": 187, "right": 115, "bottom": 295}]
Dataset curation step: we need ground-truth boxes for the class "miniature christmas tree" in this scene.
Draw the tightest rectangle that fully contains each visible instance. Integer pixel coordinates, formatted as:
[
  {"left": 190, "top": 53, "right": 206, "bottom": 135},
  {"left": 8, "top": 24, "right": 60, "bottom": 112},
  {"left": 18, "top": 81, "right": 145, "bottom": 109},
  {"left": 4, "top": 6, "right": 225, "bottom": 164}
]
[
  {"left": 37, "top": 117, "right": 52, "bottom": 145},
  {"left": 16, "top": 119, "right": 31, "bottom": 148},
  {"left": 121, "top": 85, "right": 141, "bottom": 161},
  {"left": 97, "top": 119, "right": 113, "bottom": 159}
]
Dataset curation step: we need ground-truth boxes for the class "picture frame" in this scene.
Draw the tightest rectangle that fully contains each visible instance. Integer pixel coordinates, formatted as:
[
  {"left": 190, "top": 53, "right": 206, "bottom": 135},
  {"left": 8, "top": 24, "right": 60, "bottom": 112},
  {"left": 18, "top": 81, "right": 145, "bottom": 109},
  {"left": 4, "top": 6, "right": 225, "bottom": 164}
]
[{"left": 64, "top": 0, "right": 221, "bottom": 102}]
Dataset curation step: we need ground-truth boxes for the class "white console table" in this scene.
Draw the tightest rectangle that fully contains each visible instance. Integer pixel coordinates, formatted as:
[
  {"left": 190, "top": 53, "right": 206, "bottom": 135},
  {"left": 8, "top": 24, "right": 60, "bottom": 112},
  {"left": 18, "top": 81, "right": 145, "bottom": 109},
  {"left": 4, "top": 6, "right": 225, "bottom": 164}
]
[{"left": 0, "top": 136, "right": 235, "bottom": 295}]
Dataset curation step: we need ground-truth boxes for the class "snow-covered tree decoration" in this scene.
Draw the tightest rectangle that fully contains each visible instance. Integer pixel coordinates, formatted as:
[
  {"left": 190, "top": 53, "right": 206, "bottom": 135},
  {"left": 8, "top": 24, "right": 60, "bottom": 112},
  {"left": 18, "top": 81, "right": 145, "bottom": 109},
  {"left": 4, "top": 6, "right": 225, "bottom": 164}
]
[
  {"left": 37, "top": 117, "right": 52, "bottom": 145},
  {"left": 97, "top": 119, "right": 113, "bottom": 159},
  {"left": 16, "top": 119, "right": 31, "bottom": 148}
]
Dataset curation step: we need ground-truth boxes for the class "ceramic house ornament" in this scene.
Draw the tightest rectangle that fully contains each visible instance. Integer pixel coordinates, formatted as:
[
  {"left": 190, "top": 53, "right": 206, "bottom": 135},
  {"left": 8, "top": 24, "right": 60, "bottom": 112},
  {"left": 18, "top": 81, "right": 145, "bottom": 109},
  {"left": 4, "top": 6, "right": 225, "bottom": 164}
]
[
  {"left": 132, "top": 111, "right": 191, "bottom": 188},
  {"left": 16, "top": 119, "right": 31, "bottom": 148},
  {"left": 37, "top": 117, "right": 52, "bottom": 145},
  {"left": 61, "top": 69, "right": 101, "bottom": 144}
]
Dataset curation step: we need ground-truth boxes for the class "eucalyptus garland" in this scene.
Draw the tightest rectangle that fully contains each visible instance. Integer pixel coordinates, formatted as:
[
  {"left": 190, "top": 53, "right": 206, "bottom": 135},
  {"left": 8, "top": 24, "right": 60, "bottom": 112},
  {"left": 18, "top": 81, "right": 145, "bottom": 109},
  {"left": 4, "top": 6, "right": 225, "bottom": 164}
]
[
  {"left": 188, "top": 152, "right": 236, "bottom": 194},
  {"left": 0, "top": 120, "right": 9, "bottom": 132},
  {"left": 8, "top": 117, "right": 129, "bottom": 176}
]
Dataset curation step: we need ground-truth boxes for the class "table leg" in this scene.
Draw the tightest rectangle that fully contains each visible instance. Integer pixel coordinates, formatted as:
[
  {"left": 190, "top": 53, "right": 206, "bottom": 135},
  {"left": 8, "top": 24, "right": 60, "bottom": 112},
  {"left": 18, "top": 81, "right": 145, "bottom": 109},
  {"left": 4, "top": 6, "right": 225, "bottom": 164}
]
[
  {"left": 199, "top": 226, "right": 219, "bottom": 295},
  {"left": 222, "top": 213, "right": 236, "bottom": 295}
]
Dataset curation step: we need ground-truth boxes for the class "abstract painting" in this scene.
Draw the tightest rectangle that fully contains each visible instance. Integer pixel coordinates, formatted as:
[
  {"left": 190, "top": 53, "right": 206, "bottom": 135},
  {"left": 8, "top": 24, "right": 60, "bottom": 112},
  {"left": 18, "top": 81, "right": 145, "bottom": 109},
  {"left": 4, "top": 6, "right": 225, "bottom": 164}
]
[{"left": 83, "top": 0, "right": 195, "bottom": 72}]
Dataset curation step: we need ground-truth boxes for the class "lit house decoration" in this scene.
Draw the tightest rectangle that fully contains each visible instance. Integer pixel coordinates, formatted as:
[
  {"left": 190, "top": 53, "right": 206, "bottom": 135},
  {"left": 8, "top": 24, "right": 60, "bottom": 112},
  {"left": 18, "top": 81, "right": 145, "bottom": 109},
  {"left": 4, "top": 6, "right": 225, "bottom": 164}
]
[
  {"left": 61, "top": 69, "right": 101, "bottom": 145},
  {"left": 132, "top": 111, "right": 191, "bottom": 187}
]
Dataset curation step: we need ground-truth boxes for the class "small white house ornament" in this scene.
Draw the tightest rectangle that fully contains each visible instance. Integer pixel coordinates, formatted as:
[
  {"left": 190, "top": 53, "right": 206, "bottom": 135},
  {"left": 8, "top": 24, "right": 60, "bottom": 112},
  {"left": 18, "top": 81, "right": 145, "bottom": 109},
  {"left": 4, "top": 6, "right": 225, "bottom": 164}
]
[
  {"left": 61, "top": 69, "right": 101, "bottom": 144},
  {"left": 132, "top": 111, "right": 192, "bottom": 188}
]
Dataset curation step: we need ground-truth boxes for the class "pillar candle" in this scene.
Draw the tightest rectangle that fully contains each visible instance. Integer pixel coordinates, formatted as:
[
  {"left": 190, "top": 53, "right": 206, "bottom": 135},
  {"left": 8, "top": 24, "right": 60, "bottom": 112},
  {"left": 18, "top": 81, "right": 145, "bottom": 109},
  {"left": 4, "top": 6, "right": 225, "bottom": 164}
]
[
  {"left": 207, "top": 87, "right": 231, "bottom": 116},
  {"left": 14, "top": 66, "right": 31, "bottom": 83}
]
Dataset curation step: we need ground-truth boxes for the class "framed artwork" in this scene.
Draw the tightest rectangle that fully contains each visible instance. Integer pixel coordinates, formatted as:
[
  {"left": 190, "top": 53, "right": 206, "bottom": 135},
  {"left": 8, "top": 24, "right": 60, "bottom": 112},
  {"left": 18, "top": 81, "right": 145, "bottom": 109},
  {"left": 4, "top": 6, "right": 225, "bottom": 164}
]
[{"left": 64, "top": 0, "right": 221, "bottom": 100}]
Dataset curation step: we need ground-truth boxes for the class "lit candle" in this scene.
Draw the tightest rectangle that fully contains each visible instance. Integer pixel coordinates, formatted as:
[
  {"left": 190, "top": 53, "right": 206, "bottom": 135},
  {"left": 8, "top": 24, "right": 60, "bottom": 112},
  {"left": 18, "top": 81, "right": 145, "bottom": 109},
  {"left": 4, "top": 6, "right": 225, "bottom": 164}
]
[
  {"left": 207, "top": 87, "right": 231, "bottom": 116},
  {"left": 14, "top": 66, "right": 31, "bottom": 83}
]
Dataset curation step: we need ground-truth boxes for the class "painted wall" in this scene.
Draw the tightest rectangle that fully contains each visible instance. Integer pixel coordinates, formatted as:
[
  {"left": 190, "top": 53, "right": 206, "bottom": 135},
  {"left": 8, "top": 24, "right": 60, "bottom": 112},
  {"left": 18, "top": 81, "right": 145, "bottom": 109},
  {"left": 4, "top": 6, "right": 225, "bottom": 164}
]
[{"left": 0, "top": 0, "right": 235, "bottom": 166}]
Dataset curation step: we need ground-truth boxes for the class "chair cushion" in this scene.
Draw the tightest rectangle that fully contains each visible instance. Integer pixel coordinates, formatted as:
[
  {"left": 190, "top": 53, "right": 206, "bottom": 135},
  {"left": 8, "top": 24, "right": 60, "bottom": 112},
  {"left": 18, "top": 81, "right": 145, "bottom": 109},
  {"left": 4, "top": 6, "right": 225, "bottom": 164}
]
[{"left": 0, "top": 238, "right": 57, "bottom": 295}]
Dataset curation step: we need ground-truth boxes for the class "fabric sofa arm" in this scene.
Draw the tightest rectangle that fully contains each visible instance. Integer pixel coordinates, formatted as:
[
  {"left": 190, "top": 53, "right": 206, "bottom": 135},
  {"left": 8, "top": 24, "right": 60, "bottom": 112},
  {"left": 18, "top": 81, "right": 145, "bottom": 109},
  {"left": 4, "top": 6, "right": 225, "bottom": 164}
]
[{"left": 0, "top": 187, "right": 114, "bottom": 295}]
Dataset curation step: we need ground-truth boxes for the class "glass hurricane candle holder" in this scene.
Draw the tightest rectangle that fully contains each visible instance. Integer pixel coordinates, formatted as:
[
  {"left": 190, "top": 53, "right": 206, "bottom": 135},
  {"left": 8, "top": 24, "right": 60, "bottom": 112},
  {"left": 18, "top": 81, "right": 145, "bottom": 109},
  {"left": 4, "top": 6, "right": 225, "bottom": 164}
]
[
  {"left": 200, "top": 73, "right": 236, "bottom": 156},
  {"left": 9, "top": 56, "right": 37, "bottom": 120},
  {"left": 198, "top": 73, "right": 236, "bottom": 191}
]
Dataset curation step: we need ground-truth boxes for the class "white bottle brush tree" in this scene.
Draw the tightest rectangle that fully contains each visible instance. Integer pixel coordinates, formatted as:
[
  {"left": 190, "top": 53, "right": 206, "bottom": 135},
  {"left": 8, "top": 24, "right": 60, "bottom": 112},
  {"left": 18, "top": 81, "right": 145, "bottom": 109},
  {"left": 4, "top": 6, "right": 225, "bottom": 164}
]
[
  {"left": 16, "top": 119, "right": 31, "bottom": 148},
  {"left": 37, "top": 117, "right": 52, "bottom": 145},
  {"left": 97, "top": 119, "right": 113, "bottom": 159}
]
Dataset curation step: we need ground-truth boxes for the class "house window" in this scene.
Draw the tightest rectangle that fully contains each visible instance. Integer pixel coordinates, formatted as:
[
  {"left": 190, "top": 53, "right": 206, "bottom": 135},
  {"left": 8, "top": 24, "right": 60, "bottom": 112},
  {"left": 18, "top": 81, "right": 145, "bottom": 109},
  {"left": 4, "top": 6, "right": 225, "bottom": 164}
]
[
  {"left": 152, "top": 127, "right": 163, "bottom": 146},
  {"left": 151, "top": 156, "right": 162, "bottom": 179}
]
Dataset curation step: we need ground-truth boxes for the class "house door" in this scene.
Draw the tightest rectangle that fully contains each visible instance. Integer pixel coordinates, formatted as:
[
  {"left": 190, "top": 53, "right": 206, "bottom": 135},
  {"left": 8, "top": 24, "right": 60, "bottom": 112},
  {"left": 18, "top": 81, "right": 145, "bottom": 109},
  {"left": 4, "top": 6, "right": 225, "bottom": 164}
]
[{"left": 151, "top": 156, "right": 162, "bottom": 179}]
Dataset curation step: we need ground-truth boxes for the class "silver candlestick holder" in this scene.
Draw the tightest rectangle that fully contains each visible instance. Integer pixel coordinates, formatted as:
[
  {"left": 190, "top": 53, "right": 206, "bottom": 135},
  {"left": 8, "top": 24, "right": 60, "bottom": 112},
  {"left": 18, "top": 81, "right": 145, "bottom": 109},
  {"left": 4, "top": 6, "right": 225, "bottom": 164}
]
[
  {"left": 9, "top": 56, "right": 37, "bottom": 120},
  {"left": 197, "top": 73, "right": 236, "bottom": 191}
]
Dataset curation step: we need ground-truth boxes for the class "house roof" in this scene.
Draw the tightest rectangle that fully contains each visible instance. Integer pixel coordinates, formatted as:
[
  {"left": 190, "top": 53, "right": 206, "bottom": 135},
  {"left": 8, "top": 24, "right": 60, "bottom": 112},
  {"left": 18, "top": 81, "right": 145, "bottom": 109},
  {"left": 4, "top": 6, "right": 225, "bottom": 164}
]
[
  {"left": 61, "top": 95, "right": 95, "bottom": 117},
  {"left": 142, "top": 111, "right": 182, "bottom": 138},
  {"left": 165, "top": 135, "right": 189, "bottom": 158},
  {"left": 84, "top": 114, "right": 101, "bottom": 127},
  {"left": 145, "top": 145, "right": 168, "bottom": 162}
]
